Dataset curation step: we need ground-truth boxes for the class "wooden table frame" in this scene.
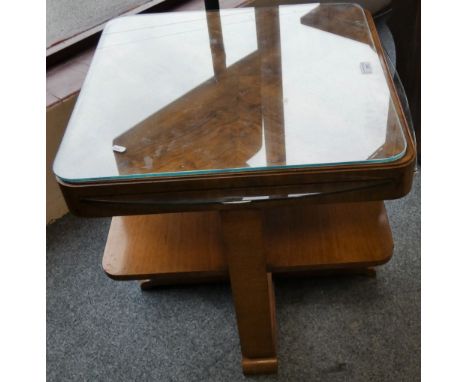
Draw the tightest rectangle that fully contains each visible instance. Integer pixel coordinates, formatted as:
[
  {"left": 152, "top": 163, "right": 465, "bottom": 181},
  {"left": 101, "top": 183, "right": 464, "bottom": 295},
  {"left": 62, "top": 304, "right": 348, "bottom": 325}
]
[
  {"left": 56, "top": 5, "right": 416, "bottom": 375},
  {"left": 57, "top": 7, "right": 415, "bottom": 219},
  {"left": 101, "top": 200, "right": 395, "bottom": 374}
]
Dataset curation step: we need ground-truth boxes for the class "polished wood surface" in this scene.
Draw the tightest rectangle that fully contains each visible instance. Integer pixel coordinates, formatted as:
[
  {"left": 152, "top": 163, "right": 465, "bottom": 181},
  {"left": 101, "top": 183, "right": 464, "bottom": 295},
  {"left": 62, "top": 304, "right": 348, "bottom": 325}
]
[
  {"left": 300, "top": 3, "right": 372, "bottom": 45},
  {"left": 103, "top": 200, "right": 393, "bottom": 374},
  {"left": 56, "top": 5, "right": 408, "bottom": 182},
  {"left": 102, "top": 201, "right": 393, "bottom": 280},
  {"left": 60, "top": 166, "right": 414, "bottom": 217},
  {"left": 112, "top": 52, "right": 263, "bottom": 176},
  {"left": 220, "top": 210, "right": 277, "bottom": 374},
  {"left": 103, "top": 212, "right": 226, "bottom": 279},
  {"left": 58, "top": 8, "right": 416, "bottom": 218},
  {"left": 56, "top": 5, "right": 411, "bottom": 376},
  {"left": 264, "top": 201, "right": 393, "bottom": 272},
  {"left": 111, "top": 6, "right": 403, "bottom": 177}
]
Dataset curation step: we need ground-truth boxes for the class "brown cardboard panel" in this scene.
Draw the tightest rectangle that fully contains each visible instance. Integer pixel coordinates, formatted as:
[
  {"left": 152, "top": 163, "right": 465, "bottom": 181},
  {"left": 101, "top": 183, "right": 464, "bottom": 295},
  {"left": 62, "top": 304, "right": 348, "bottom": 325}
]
[{"left": 46, "top": 95, "right": 78, "bottom": 223}]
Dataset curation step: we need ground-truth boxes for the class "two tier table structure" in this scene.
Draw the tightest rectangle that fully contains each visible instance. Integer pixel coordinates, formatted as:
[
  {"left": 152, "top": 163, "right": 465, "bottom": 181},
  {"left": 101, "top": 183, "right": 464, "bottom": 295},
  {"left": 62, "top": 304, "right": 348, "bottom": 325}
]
[{"left": 54, "top": 3, "right": 416, "bottom": 374}]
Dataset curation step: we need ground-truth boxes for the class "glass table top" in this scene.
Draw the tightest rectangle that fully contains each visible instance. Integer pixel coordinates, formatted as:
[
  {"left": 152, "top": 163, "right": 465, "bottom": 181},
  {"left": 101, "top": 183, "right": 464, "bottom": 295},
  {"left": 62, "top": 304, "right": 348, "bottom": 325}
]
[{"left": 54, "top": 3, "right": 407, "bottom": 184}]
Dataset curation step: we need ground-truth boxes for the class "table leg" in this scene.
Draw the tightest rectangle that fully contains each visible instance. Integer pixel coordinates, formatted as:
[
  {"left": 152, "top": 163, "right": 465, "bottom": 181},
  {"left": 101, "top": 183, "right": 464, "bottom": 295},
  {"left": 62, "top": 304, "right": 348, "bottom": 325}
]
[{"left": 220, "top": 209, "right": 278, "bottom": 375}]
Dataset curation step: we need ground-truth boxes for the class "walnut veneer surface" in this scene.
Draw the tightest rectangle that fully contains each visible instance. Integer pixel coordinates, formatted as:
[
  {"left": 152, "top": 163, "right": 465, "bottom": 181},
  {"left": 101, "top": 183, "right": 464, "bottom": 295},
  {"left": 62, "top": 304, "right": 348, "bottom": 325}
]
[
  {"left": 54, "top": 4, "right": 409, "bottom": 183},
  {"left": 103, "top": 201, "right": 392, "bottom": 280}
]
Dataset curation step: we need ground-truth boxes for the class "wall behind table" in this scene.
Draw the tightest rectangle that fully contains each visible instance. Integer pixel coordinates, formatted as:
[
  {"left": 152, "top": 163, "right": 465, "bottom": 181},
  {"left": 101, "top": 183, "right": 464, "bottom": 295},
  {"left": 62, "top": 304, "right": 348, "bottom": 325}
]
[{"left": 388, "top": 0, "right": 421, "bottom": 162}]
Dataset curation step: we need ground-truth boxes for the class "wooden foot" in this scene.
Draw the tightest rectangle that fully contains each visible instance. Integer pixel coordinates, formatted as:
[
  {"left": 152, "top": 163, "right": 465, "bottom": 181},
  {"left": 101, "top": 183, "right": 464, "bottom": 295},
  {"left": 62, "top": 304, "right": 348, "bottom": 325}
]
[
  {"left": 102, "top": 202, "right": 393, "bottom": 374},
  {"left": 139, "top": 279, "right": 153, "bottom": 291},
  {"left": 242, "top": 356, "right": 278, "bottom": 375},
  {"left": 220, "top": 209, "right": 278, "bottom": 375}
]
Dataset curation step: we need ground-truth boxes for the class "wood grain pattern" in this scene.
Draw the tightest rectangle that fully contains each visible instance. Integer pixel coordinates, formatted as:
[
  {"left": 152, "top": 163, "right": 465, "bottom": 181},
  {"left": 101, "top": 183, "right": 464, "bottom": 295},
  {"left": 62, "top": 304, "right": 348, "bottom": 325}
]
[
  {"left": 110, "top": 6, "right": 404, "bottom": 176},
  {"left": 57, "top": 7, "right": 416, "bottom": 218},
  {"left": 112, "top": 52, "right": 262, "bottom": 176},
  {"left": 300, "top": 3, "right": 372, "bottom": 45},
  {"left": 220, "top": 209, "right": 277, "bottom": 374},
  {"left": 102, "top": 201, "right": 393, "bottom": 280},
  {"left": 264, "top": 201, "right": 393, "bottom": 272},
  {"left": 103, "top": 211, "right": 226, "bottom": 280}
]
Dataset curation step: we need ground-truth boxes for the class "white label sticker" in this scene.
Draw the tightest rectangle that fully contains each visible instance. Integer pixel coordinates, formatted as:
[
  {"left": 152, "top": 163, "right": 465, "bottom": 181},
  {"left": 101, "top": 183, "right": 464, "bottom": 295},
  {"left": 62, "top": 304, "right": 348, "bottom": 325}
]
[
  {"left": 360, "top": 62, "right": 372, "bottom": 74},
  {"left": 112, "top": 145, "right": 127, "bottom": 153}
]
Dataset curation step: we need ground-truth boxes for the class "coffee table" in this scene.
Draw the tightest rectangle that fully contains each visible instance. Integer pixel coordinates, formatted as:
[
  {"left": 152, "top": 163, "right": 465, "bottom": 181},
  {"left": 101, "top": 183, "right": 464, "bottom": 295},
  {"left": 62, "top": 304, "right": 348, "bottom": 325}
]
[{"left": 54, "top": 3, "right": 416, "bottom": 375}]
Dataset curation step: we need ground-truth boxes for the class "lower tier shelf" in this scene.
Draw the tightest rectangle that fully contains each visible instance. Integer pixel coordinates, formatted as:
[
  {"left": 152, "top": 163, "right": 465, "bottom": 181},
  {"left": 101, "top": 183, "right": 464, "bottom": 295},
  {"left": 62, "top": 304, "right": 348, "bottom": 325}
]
[{"left": 102, "top": 201, "right": 393, "bottom": 281}]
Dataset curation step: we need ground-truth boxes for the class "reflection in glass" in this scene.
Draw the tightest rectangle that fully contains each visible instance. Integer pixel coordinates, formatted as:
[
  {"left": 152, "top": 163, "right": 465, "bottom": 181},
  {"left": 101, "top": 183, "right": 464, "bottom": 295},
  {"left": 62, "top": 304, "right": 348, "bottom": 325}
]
[{"left": 54, "top": 4, "right": 407, "bottom": 183}]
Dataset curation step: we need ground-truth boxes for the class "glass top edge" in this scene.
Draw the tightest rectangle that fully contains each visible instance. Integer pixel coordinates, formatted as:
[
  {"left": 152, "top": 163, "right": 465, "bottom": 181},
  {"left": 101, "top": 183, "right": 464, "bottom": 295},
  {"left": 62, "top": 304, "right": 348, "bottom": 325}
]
[
  {"left": 55, "top": 147, "right": 407, "bottom": 185},
  {"left": 55, "top": 3, "right": 409, "bottom": 185}
]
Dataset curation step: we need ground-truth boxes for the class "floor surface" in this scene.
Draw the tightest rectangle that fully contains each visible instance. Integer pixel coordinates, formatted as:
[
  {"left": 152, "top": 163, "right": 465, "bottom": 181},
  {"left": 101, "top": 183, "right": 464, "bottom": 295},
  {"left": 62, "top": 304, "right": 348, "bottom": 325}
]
[
  {"left": 47, "top": 171, "right": 420, "bottom": 381},
  {"left": 47, "top": 0, "right": 152, "bottom": 46}
]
